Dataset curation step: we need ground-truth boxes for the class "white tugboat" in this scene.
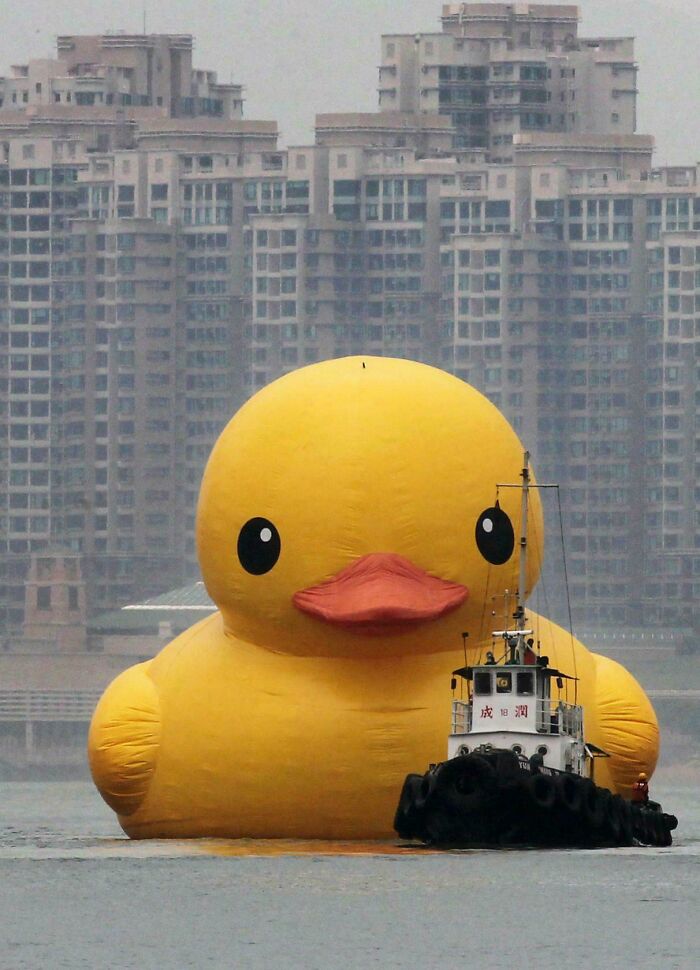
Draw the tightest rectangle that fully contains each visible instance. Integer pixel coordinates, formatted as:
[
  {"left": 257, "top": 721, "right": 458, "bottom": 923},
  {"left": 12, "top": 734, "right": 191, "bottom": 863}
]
[{"left": 394, "top": 454, "right": 678, "bottom": 848}]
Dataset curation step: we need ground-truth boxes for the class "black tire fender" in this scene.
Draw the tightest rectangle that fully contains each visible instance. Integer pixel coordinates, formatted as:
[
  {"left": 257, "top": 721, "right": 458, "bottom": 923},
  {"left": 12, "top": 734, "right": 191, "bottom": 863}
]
[
  {"left": 393, "top": 773, "right": 426, "bottom": 838},
  {"left": 439, "top": 755, "right": 496, "bottom": 795},
  {"left": 615, "top": 795, "right": 634, "bottom": 845},
  {"left": 494, "top": 750, "right": 524, "bottom": 790},
  {"left": 580, "top": 779, "right": 605, "bottom": 828},
  {"left": 599, "top": 788, "right": 621, "bottom": 840},
  {"left": 526, "top": 772, "right": 557, "bottom": 810},
  {"left": 556, "top": 773, "right": 583, "bottom": 814},
  {"left": 664, "top": 813, "right": 678, "bottom": 832},
  {"left": 610, "top": 794, "right": 632, "bottom": 844},
  {"left": 413, "top": 771, "right": 437, "bottom": 813}
]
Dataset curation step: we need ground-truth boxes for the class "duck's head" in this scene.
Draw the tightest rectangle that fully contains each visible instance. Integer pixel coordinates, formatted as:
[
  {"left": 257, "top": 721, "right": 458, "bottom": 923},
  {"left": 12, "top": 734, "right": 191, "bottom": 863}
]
[{"left": 197, "top": 357, "right": 543, "bottom": 658}]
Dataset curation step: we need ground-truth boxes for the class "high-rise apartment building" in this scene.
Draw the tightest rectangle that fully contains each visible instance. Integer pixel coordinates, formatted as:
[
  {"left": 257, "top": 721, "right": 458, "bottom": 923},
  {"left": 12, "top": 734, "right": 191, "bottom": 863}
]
[
  {"left": 1, "top": 7, "right": 699, "bottom": 641},
  {"left": 0, "top": 34, "right": 268, "bottom": 630},
  {"left": 1, "top": 34, "right": 243, "bottom": 120},
  {"left": 379, "top": 3, "right": 637, "bottom": 159}
]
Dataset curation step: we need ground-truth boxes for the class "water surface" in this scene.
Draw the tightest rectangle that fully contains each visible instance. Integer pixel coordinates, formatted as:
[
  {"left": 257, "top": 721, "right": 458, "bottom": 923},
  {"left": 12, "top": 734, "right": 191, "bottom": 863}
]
[{"left": 1, "top": 780, "right": 698, "bottom": 969}]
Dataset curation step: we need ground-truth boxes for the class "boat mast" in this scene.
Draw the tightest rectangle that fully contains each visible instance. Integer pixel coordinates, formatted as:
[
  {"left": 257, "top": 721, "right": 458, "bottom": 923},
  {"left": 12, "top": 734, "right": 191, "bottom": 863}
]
[{"left": 514, "top": 451, "right": 530, "bottom": 663}]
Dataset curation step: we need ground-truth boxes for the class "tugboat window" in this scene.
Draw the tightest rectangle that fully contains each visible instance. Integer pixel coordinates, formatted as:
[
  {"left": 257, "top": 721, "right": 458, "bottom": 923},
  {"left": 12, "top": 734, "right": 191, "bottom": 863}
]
[
  {"left": 517, "top": 671, "right": 534, "bottom": 695},
  {"left": 474, "top": 672, "right": 492, "bottom": 695},
  {"left": 496, "top": 672, "right": 512, "bottom": 693}
]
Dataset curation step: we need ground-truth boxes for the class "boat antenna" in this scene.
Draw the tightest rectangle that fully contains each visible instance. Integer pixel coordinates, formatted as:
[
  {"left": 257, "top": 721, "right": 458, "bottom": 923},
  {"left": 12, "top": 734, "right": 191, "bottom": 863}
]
[
  {"left": 529, "top": 497, "right": 551, "bottom": 658},
  {"left": 460, "top": 631, "right": 469, "bottom": 701},
  {"left": 556, "top": 484, "right": 578, "bottom": 703},
  {"left": 512, "top": 451, "right": 530, "bottom": 663}
]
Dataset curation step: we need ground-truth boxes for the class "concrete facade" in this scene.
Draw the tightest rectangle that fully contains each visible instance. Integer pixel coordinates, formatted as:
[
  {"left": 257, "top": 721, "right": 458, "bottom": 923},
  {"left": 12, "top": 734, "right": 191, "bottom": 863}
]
[
  {"left": 379, "top": 4, "right": 637, "bottom": 159},
  {"left": 1, "top": 34, "right": 243, "bottom": 120},
  {"left": 1, "top": 9, "right": 699, "bottom": 641}
]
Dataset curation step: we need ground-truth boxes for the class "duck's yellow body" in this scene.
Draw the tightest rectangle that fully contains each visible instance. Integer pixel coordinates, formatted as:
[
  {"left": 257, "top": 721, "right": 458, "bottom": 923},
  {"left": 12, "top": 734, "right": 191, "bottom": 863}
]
[{"left": 89, "top": 357, "right": 658, "bottom": 839}]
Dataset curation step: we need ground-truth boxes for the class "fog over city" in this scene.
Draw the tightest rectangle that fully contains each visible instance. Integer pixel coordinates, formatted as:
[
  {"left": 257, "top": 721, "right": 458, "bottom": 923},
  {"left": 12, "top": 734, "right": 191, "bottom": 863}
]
[
  {"left": 1, "top": 7, "right": 700, "bottom": 966},
  {"left": 0, "top": 0, "right": 699, "bottom": 743},
  {"left": 2, "top": 0, "right": 699, "bottom": 162}
]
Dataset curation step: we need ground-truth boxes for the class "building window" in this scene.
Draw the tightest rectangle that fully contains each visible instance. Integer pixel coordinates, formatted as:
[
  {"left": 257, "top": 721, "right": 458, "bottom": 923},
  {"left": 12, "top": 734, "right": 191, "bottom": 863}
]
[{"left": 37, "top": 586, "right": 51, "bottom": 610}]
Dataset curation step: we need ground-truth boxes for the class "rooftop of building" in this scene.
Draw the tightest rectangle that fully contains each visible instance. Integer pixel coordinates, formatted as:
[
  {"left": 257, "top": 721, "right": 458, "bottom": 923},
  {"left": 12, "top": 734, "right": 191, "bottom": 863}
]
[
  {"left": 441, "top": 3, "right": 579, "bottom": 21},
  {"left": 513, "top": 131, "right": 654, "bottom": 152},
  {"left": 316, "top": 111, "right": 454, "bottom": 131},
  {"left": 57, "top": 33, "right": 195, "bottom": 50},
  {"left": 89, "top": 581, "right": 216, "bottom": 635}
]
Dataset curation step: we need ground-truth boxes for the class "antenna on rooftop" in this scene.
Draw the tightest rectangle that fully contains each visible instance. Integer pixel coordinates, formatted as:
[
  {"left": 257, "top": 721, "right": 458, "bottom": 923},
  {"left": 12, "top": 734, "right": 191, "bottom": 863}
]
[{"left": 142, "top": 2, "right": 148, "bottom": 35}]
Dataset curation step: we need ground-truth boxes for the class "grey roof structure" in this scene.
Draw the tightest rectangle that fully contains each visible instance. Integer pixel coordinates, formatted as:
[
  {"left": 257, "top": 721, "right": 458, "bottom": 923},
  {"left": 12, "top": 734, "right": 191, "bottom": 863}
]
[
  {"left": 89, "top": 582, "right": 216, "bottom": 634},
  {"left": 121, "top": 581, "right": 215, "bottom": 611}
]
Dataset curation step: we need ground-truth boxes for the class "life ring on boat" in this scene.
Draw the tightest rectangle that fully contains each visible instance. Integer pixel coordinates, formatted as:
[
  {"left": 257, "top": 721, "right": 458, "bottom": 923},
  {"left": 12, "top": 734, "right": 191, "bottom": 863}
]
[
  {"left": 556, "top": 773, "right": 583, "bottom": 814},
  {"left": 580, "top": 779, "right": 605, "bottom": 828},
  {"left": 526, "top": 772, "right": 556, "bottom": 810}
]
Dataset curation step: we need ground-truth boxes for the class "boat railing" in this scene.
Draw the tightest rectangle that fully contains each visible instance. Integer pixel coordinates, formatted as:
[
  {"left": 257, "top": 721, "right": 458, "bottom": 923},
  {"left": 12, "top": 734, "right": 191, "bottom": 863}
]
[
  {"left": 537, "top": 699, "right": 582, "bottom": 737},
  {"left": 451, "top": 700, "right": 472, "bottom": 734}
]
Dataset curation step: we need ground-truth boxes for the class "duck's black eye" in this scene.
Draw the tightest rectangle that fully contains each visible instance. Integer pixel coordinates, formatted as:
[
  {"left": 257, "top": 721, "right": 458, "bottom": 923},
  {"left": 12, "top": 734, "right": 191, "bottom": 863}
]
[
  {"left": 475, "top": 506, "right": 514, "bottom": 565},
  {"left": 237, "top": 517, "right": 281, "bottom": 575}
]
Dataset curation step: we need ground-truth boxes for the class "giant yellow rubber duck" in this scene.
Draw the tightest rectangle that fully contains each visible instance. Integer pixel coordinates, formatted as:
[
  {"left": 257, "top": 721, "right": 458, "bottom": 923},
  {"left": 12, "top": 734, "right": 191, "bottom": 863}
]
[{"left": 89, "top": 357, "right": 658, "bottom": 839}]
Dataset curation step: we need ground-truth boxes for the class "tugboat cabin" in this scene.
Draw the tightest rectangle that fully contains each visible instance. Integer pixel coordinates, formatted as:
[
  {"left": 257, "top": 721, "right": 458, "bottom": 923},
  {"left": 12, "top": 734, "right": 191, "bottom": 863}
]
[{"left": 449, "top": 635, "right": 586, "bottom": 776}]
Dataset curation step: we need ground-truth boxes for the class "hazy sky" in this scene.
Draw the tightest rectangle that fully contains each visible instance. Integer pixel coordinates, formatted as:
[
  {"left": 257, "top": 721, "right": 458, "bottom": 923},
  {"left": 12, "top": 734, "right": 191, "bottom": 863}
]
[{"left": 1, "top": 0, "right": 698, "bottom": 163}]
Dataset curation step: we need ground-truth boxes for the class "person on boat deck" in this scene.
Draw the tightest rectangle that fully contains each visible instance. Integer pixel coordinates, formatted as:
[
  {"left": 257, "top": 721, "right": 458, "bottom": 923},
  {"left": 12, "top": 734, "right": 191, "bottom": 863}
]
[
  {"left": 485, "top": 651, "right": 497, "bottom": 665},
  {"left": 550, "top": 700, "right": 565, "bottom": 734},
  {"left": 529, "top": 752, "right": 544, "bottom": 774},
  {"left": 524, "top": 638, "right": 537, "bottom": 665},
  {"left": 631, "top": 772, "right": 649, "bottom": 805}
]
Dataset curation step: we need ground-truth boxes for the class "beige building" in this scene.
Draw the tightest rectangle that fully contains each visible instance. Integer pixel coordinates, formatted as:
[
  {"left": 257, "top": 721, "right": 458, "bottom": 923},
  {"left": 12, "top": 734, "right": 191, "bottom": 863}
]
[
  {"left": 2, "top": 9, "right": 700, "bottom": 643},
  {"left": 379, "top": 4, "right": 637, "bottom": 160},
  {"left": 0, "top": 36, "right": 264, "bottom": 630},
  {"left": 0, "top": 34, "right": 243, "bottom": 120}
]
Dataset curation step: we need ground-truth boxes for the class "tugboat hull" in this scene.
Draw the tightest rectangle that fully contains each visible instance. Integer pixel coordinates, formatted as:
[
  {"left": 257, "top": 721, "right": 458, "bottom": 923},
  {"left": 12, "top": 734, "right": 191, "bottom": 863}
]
[{"left": 394, "top": 751, "right": 677, "bottom": 849}]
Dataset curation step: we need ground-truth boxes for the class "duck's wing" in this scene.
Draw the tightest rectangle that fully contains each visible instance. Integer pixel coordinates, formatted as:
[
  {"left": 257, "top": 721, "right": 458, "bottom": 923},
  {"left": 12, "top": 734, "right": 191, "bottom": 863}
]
[
  {"left": 588, "top": 652, "right": 659, "bottom": 796},
  {"left": 88, "top": 661, "right": 161, "bottom": 817},
  {"left": 526, "top": 612, "right": 660, "bottom": 795}
]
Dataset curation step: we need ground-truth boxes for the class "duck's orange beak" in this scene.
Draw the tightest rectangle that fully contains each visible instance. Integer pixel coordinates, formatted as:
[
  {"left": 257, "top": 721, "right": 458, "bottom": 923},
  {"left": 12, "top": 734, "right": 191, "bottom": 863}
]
[{"left": 293, "top": 553, "right": 468, "bottom": 636}]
